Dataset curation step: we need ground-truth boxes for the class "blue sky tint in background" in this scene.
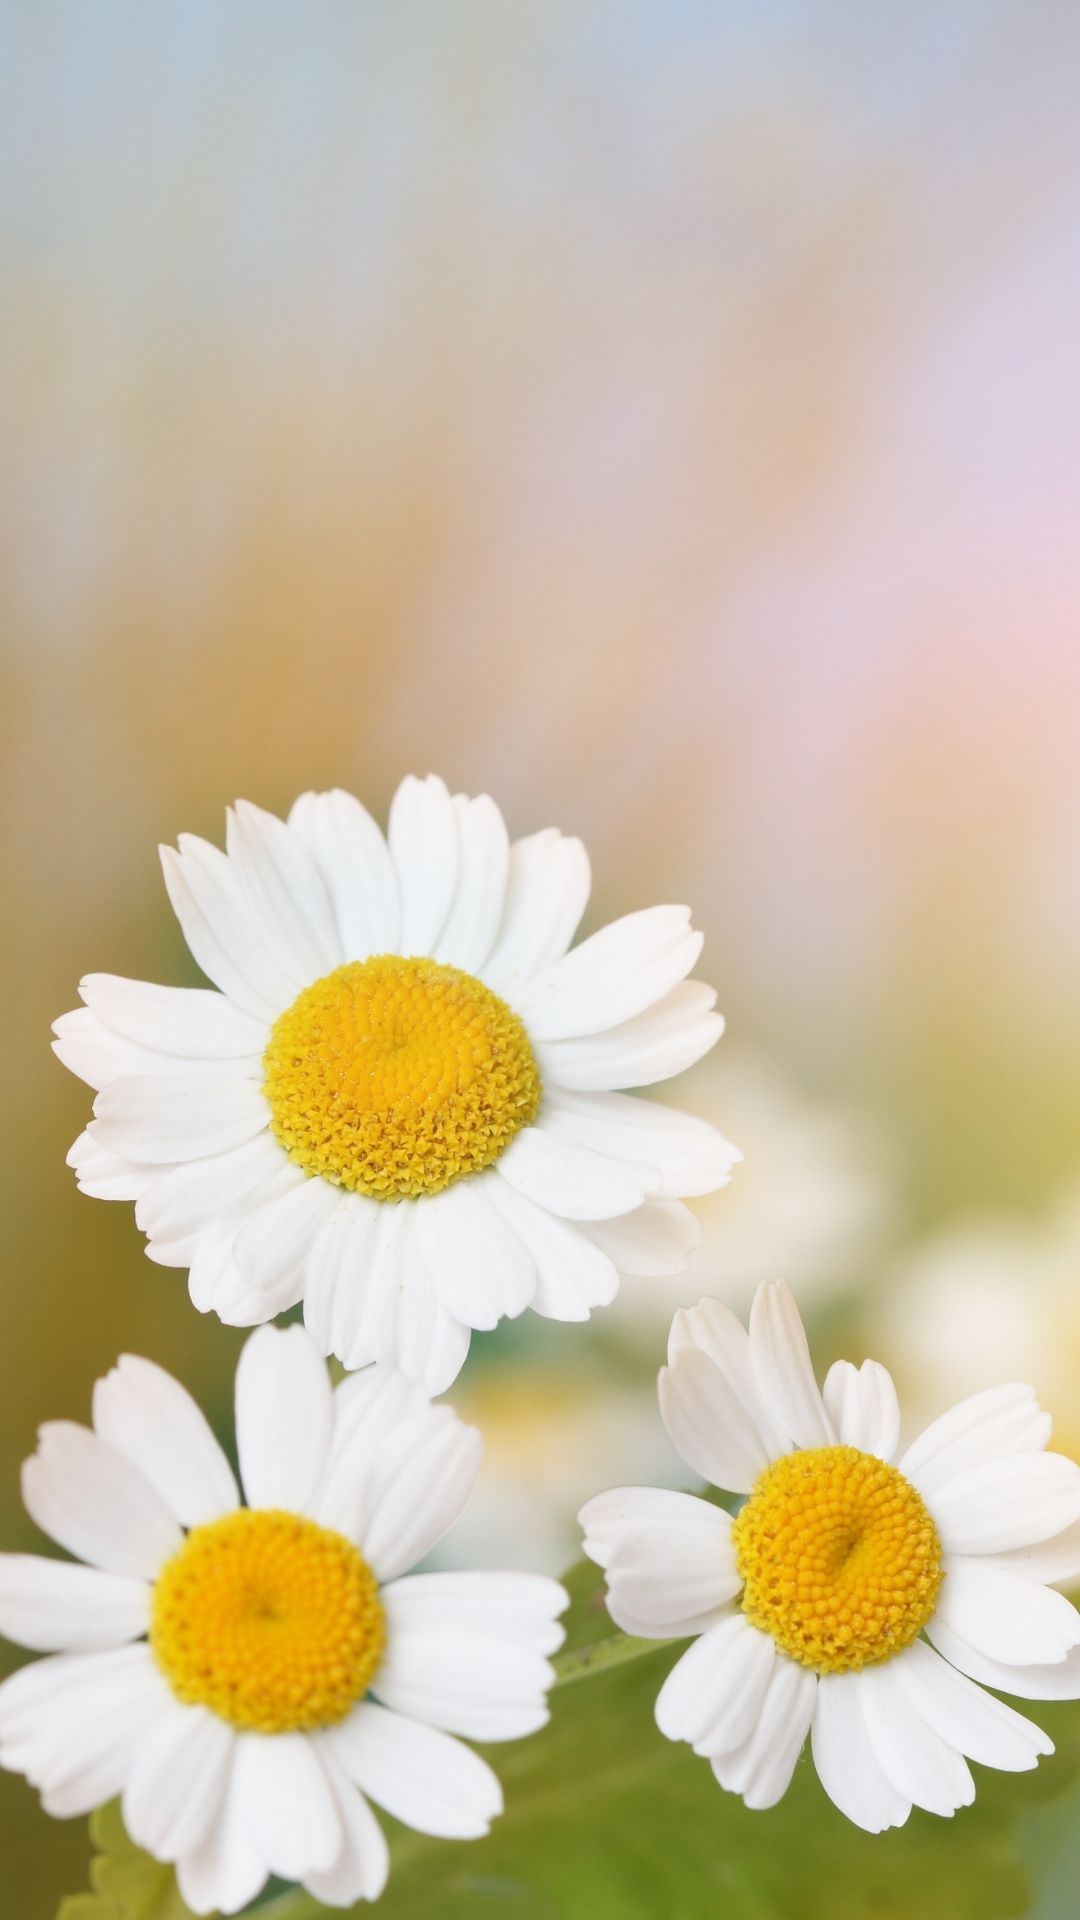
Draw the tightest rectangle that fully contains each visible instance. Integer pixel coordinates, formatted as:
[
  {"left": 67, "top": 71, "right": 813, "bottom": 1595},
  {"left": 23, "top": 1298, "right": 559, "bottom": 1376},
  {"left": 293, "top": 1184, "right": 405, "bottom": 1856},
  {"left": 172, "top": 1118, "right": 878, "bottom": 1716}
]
[{"left": 3, "top": 3, "right": 1080, "bottom": 1908}]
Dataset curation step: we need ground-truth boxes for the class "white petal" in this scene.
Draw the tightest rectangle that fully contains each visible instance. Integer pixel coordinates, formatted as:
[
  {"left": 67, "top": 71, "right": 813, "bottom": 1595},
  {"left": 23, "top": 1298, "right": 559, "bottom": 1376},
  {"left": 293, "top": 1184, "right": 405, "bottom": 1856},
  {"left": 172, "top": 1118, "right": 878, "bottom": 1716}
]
[
  {"left": 579, "top": 1486, "right": 739, "bottom": 1637},
  {"left": 990, "top": 1519, "right": 1080, "bottom": 1588},
  {"left": 536, "top": 980, "right": 723, "bottom": 1091},
  {"left": 318, "top": 1376, "right": 481, "bottom": 1583},
  {"left": 373, "top": 1572, "right": 565, "bottom": 1740},
  {"left": 329, "top": 1701, "right": 502, "bottom": 1838},
  {"left": 485, "top": 1177, "right": 619, "bottom": 1321},
  {"left": 289, "top": 788, "right": 399, "bottom": 960},
  {"left": 927, "top": 1452, "right": 1080, "bottom": 1555},
  {"left": 0, "top": 1556, "right": 149, "bottom": 1651},
  {"left": 822, "top": 1360, "right": 901, "bottom": 1461},
  {"left": 175, "top": 1750, "right": 267, "bottom": 1918},
  {"left": 52, "top": 1007, "right": 261, "bottom": 1094},
  {"left": 160, "top": 837, "right": 291, "bottom": 1020},
  {"left": 388, "top": 773, "right": 459, "bottom": 953},
  {"left": 77, "top": 972, "right": 267, "bottom": 1057},
  {"left": 482, "top": 828, "right": 591, "bottom": 998},
  {"left": 893, "top": 1640, "right": 1053, "bottom": 1771},
  {"left": 934, "top": 1557, "right": 1080, "bottom": 1665},
  {"left": 749, "top": 1281, "right": 833, "bottom": 1449},
  {"left": 123, "top": 1703, "right": 233, "bottom": 1862},
  {"left": 711, "top": 1656, "right": 816, "bottom": 1810},
  {"left": 225, "top": 799, "right": 342, "bottom": 983},
  {"left": 858, "top": 1660, "right": 975, "bottom": 1816},
  {"left": 667, "top": 1296, "right": 789, "bottom": 1460},
  {"left": 135, "top": 1133, "right": 297, "bottom": 1247},
  {"left": 414, "top": 1178, "right": 536, "bottom": 1330},
  {"left": 90, "top": 1073, "right": 270, "bottom": 1165},
  {"left": 390, "top": 1219, "right": 472, "bottom": 1392},
  {"left": 900, "top": 1384, "right": 1053, "bottom": 1498},
  {"left": 302, "top": 1744, "right": 390, "bottom": 1906},
  {"left": 434, "top": 793, "right": 510, "bottom": 974},
  {"left": 0, "top": 1645, "right": 172, "bottom": 1817},
  {"left": 926, "top": 1617, "right": 1080, "bottom": 1700},
  {"left": 539, "top": 1088, "right": 738, "bottom": 1199},
  {"left": 234, "top": 1326, "right": 333, "bottom": 1512},
  {"left": 232, "top": 1178, "right": 343, "bottom": 1298},
  {"left": 659, "top": 1348, "right": 774, "bottom": 1493},
  {"left": 22, "top": 1423, "right": 181, "bottom": 1578},
  {"left": 497, "top": 1125, "right": 654, "bottom": 1220},
  {"left": 517, "top": 906, "right": 704, "bottom": 1042},
  {"left": 232, "top": 1731, "right": 342, "bottom": 1880},
  {"left": 580, "top": 1199, "right": 701, "bottom": 1276},
  {"left": 187, "top": 1222, "right": 304, "bottom": 1325},
  {"left": 810, "top": 1672, "right": 910, "bottom": 1832},
  {"left": 91, "top": 1354, "right": 238, "bottom": 1528},
  {"left": 655, "top": 1613, "right": 774, "bottom": 1756},
  {"left": 66, "top": 1129, "right": 157, "bottom": 1201},
  {"left": 302, "top": 1195, "right": 385, "bottom": 1361}
]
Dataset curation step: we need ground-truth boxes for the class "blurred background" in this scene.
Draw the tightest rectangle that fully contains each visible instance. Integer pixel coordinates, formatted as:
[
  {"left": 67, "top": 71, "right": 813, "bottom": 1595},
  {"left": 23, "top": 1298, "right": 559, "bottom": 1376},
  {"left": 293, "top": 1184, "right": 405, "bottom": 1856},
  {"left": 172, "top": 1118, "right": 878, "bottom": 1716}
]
[{"left": 4, "top": 1, "right": 1080, "bottom": 1908}]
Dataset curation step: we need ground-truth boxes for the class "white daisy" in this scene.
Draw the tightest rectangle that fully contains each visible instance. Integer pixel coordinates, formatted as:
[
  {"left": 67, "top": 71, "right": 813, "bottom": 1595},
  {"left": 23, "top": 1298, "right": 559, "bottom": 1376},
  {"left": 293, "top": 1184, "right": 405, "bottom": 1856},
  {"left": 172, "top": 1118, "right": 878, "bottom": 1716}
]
[
  {"left": 580, "top": 1282, "right": 1080, "bottom": 1831},
  {"left": 0, "top": 1325, "right": 567, "bottom": 1913},
  {"left": 54, "top": 776, "right": 737, "bottom": 1391}
]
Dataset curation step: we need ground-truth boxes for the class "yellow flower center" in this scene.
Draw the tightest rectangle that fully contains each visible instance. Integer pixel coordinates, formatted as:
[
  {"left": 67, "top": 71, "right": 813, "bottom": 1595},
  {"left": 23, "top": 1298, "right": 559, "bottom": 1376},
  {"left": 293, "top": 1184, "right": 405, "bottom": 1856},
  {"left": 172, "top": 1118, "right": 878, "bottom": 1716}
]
[
  {"left": 731, "top": 1445, "right": 942, "bottom": 1674},
  {"left": 149, "top": 1509, "right": 385, "bottom": 1733},
  {"left": 262, "top": 954, "right": 542, "bottom": 1199}
]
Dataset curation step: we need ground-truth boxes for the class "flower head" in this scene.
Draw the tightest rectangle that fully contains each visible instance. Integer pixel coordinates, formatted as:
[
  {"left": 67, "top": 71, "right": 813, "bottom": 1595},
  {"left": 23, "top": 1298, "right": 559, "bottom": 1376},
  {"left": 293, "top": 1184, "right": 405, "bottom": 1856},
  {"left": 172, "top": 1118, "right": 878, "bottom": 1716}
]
[
  {"left": 55, "top": 777, "right": 737, "bottom": 1389},
  {"left": 0, "top": 1326, "right": 567, "bottom": 1912},
  {"left": 580, "top": 1283, "right": 1080, "bottom": 1831}
]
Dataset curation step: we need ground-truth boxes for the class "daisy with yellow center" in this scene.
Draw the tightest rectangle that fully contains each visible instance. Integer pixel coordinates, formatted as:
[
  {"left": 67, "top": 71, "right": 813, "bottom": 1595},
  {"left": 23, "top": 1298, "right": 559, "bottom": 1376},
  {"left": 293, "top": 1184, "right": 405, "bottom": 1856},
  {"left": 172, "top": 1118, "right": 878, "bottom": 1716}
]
[
  {"left": 580, "top": 1282, "right": 1080, "bottom": 1831},
  {"left": 0, "top": 1326, "right": 567, "bottom": 1914},
  {"left": 54, "top": 776, "right": 737, "bottom": 1390}
]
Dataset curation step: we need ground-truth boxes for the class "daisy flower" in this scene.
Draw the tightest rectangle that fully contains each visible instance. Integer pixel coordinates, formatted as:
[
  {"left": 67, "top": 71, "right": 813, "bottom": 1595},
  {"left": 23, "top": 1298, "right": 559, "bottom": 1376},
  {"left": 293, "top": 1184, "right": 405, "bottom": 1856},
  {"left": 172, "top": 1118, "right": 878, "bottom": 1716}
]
[
  {"left": 55, "top": 776, "right": 737, "bottom": 1391},
  {"left": 0, "top": 1325, "right": 567, "bottom": 1913},
  {"left": 580, "top": 1283, "right": 1080, "bottom": 1831}
]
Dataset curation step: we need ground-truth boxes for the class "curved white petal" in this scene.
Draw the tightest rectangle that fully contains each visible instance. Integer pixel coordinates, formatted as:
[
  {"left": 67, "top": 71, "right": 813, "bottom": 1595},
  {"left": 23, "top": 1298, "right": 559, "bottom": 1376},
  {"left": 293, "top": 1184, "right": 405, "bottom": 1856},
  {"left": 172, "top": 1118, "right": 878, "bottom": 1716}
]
[
  {"left": 186, "top": 1221, "right": 305, "bottom": 1325},
  {"left": 123, "top": 1702, "right": 234, "bottom": 1862},
  {"left": 539, "top": 1088, "right": 738, "bottom": 1199},
  {"left": 329, "top": 1701, "right": 502, "bottom": 1839},
  {"left": 659, "top": 1348, "right": 775, "bottom": 1494},
  {"left": 135, "top": 1133, "right": 297, "bottom": 1248},
  {"left": 667, "top": 1296, "right": 789, "bottom": 1461},
  {"left": 934, "top": 1557, "right": 1080, "bottom": 1666},
  {"left": 160, "top": 838, "right": 292, "bottom": 1020},
  {"left": 91, "top": 1354, "right": 238, "bottom": 1528},
  {"left": 175, "top": 1749, "right": 267, "bottom": 1918},
  {"left": 52, "top": 1007, "right": 262, "bottom": 1094},
  {"left": 232, "top": 1178, "right": 343, "bottom": 1299},
  {"left": 711, "top": 1655, "right": 817, "bottom": 1810},
  {"left": 66, "top": 1129, "right": 158, "bottom": 1201},
  {"left": 289, "top": 787, "right": 400, "bottom": 960},
  {"left": 0, "top": 1644, "right": 172, "bottom": 1818},
  {"left": 894, "top": 1640, "right": 1053, "bottom": 1771},
  {"left": 234, "top": 1325, "right": 333, "bottom": 1513},
  {"left": 858, "top": 1659, "right": 975, "bottom": 1816},
  {"left": 232, "top": 1731, "right": 342, "bottom": 1881},
  {"left": 536, "top": 980, "right": 723, "bottom": 1091},
  {"left": 748, "top": 1281, "right": 833, "bottom": 1449},
  {"left": 391, "top": 1219, "right": 472, "bottom": 1392},
  {"left": 225, "top": 798, "right": 342, "bottom": 984},
  {"left": 900, "top": 1384, "right": 1053, "bottom": 1498},
  {"left": 302, "top": 1743, "right": 390, "bottom": 1907},
  {"left": 810, "top": 1672, "right": 911, "bottom": 1832},
  {"left": 373, "top": 1572, "right": 565, "bottom": 1740},
  {"left": 77, "top": 972, "right": 267, "bottom": 1057},
  {"left": 580, "top": 1199, "right": 701, "bottom": 1276},
  {"left": 414, "top": 1178, "right": 536, "bottom": 1330},
  {"left": 22, "top": 1423, "right": 181, "bottom": 1579},
  {"left": 302, "top": 1194, "right": 381, "bottom": 1358},
  {"left": 655, "top": 1613, "right": 774, "bottom": 1756},
  {"left": 90, "top": 1074, "right": 270, "bottom": 1165},
  {"left": 388, "top": 773, "right": 459, "bottom": 954},
  {"left": 579, "top": 1485, "right": 739, "bottom": 1636},
  {"left": 927, "top": 1617, "right": 1080, "bottom": 1700},
  {"left": 485, "top": 1177, "right": 619, "bottom": 1321},
  {"left": 434, "top": 793, "right": 510, "bottom": 974},
  {"left": 927, "top": 1452, "right": 1080, "bottom": 1555},
  {"left": 0, "top": 1555, "right": 150, "bottom": 1651},
  {"left": 497, "top": 1125, "right": 654, "bottom": 1221},
  {"left": 482, "top": 828, "right": 591, "bottom": 999},
  {"left": 517, "top": 905, "right": 703, "bottom": 1041},
  {"left": 822, "top": 1359, "right": 901, "bottom": 1461},
  {"left": 990, "top": 1519, "right": 1080, "bottom": 1588}
]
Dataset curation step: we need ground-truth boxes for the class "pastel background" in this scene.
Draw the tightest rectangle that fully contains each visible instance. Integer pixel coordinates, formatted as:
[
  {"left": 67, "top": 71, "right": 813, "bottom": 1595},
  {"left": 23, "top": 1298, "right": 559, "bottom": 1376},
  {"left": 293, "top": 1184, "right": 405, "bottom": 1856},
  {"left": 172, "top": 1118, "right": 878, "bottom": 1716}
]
[{"left": 3, "top": 2, "right": 1080, "bottom": 1910}]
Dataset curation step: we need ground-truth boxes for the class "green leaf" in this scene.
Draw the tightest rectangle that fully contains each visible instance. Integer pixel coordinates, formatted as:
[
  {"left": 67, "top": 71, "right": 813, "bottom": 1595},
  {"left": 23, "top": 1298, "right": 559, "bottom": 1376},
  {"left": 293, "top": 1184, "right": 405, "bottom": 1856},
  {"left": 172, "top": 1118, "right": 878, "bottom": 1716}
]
[{"left": 56, "top": 1800, "right": 202, "bottom": 1920}]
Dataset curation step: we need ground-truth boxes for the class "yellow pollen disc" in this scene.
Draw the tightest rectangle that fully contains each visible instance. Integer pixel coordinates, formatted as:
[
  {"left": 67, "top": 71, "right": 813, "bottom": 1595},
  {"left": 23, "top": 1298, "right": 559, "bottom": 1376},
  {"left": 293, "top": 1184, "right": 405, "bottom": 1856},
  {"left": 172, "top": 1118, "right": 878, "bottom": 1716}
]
[
  {"left": 262, "top": 954, "right": 542, "bottom": 1199},
  {"left": 150, "top": 1509, "right": 385, "bottom": 1733},
  {"left": 732, "top": 1445, "right": 942, "bottom": 1675}
]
